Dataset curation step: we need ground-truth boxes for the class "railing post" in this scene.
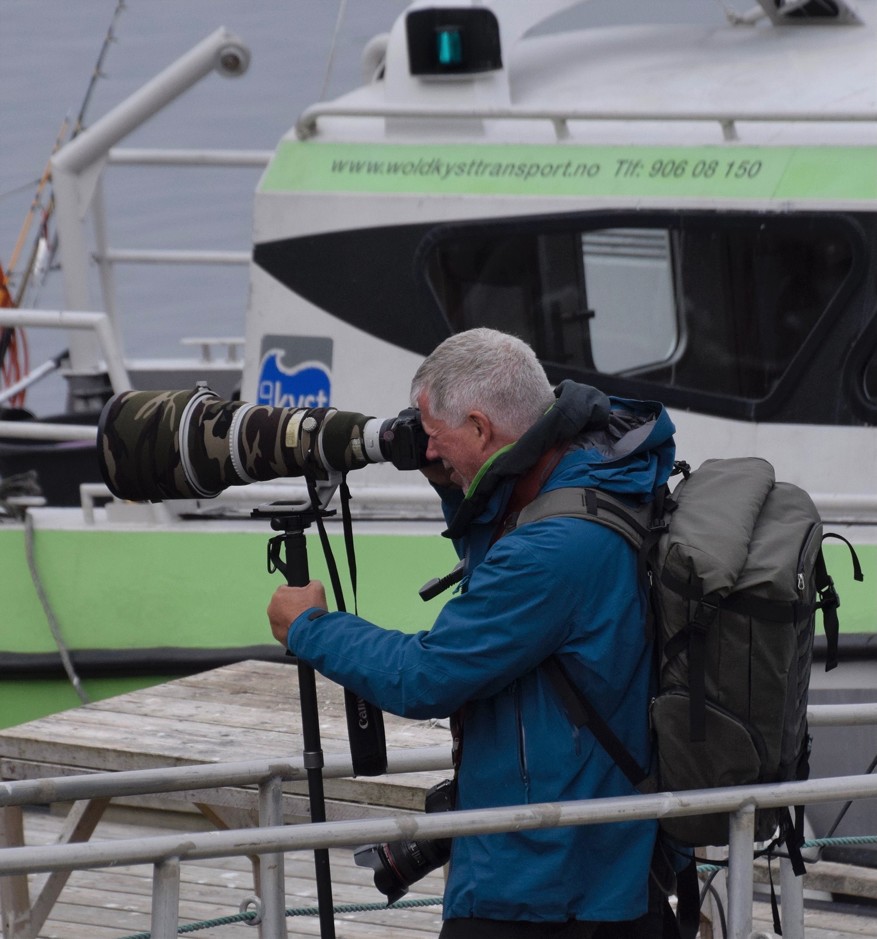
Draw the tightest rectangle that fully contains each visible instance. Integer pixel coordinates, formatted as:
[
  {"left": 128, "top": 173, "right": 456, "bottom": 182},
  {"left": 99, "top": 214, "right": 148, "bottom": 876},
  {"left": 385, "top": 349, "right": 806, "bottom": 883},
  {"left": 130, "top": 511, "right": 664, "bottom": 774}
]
[
  {"left": 726, "top": 805, "right": 755, "bottom": 939},
  {"left": 780, "top": 855, "right": 805, "bottom": 937},
  {"left": 151, "top": 856, "right": 181, "bottom": 939},
  {"left": 258, "top": 775, "right": 288, "bottom": 939},
  {"left": 0, "top": 807, "right": 30, "bottom": 939}
]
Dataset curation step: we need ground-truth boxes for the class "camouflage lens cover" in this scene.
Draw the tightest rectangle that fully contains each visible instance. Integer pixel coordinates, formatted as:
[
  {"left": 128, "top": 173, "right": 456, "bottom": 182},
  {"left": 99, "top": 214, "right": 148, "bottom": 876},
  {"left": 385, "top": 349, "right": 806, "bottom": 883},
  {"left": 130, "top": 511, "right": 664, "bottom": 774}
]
[{"left": 98, "top": 387, "right": 379, "bottom": 502}]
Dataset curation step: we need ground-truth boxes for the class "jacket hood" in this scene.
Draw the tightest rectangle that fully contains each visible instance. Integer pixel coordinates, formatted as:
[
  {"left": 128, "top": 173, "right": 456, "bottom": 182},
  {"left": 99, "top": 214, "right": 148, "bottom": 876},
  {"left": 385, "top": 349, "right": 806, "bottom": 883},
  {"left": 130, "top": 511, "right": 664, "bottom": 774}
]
[
  {"left": 444, "top": 381, "right": 675, "bottom": 539},
  {"left": 545, "top": 395, "right": 677, "bottom": 500}
]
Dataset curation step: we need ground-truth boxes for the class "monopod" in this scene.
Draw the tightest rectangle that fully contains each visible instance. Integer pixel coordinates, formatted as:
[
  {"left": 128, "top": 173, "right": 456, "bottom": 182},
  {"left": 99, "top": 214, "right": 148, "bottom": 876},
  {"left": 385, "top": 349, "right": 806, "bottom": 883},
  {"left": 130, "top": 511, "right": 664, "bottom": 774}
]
[{"left": 254, "top": 495, "right": 388, "bottom": 939}]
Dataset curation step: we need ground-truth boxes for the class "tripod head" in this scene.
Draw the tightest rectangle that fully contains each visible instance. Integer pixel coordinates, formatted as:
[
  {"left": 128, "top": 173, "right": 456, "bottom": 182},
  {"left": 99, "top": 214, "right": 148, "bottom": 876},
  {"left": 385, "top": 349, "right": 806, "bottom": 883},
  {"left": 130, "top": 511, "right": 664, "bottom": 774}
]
[
  {"left": 251, "top": 498, "right": 336, "bottom": 533},
  {"left": 251, "top": 470, "right": 339, "bottom": 571}
]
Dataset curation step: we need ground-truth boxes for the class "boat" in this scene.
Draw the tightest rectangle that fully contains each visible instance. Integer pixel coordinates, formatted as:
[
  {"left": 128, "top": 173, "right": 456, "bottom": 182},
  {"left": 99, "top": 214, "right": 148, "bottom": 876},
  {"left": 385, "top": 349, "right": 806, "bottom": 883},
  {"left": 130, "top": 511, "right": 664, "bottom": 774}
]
[{"left": 1, "top": 0, "right": 876, "bottom": 865}]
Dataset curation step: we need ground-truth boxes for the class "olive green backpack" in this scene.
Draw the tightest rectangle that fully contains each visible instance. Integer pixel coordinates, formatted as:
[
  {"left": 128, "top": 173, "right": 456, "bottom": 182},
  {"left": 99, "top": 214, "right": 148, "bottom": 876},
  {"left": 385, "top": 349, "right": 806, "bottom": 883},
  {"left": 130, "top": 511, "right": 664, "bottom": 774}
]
[{"left": 516, "top": 457, "right": 863, "bottom": 848}]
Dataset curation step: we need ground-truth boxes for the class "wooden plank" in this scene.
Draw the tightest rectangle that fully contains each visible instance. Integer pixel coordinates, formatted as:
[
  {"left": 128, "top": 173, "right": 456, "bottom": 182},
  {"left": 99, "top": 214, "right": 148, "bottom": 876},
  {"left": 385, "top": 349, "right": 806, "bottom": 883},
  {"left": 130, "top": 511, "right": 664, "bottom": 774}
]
[
  {"left": 752, "top": 899, "right": 877, "bottom": 938},
  {"left": 29, "top": 799, "right": 111, "bottom": 938},
  {"left": 0, "top": 662, "right": 455, "bottom": 935},
  {"left": 0, "top": 660, "right": 451, "bottom": 817},
  {"left": 21, "top": 804, "right": 445, "bottom": 939},
  {"left": 754, "top": 857, "right": 877, "bottom": 901},
  {"left": 0, "top": 806, "right": 30, "bottom": 939},
  {"left": 0, "top": 662, "right": 450, "bottom": 773}
]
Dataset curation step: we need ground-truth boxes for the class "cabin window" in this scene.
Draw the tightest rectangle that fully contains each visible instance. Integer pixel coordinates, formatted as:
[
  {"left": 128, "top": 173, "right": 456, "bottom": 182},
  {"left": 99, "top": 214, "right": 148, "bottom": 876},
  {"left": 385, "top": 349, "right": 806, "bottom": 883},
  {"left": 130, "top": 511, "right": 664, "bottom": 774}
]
[
  {"left": 581, "top": 229, "right": 676, "bottom": 373},
  {"left": 423, "top": 215, "right": 854, "bottom": 405}
]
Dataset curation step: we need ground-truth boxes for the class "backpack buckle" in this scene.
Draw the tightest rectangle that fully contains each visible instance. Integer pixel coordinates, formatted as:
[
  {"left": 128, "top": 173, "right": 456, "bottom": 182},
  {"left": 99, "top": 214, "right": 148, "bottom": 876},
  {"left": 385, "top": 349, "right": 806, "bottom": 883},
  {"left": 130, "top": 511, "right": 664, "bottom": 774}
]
[
  {"left": 692, "top": 597, "right": 720, "bottom": 628},
  {"left": 817, "top": 576, "right": 840, "bottom": 613}
]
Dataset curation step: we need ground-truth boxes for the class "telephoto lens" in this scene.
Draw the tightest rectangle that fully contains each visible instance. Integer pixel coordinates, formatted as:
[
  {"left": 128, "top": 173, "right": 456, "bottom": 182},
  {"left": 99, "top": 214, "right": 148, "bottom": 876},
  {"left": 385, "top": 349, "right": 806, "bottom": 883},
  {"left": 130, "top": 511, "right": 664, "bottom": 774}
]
[
  {"left": 97, "top": 384, "right": 431, "bottom": 502},
  {"left": 353, "top": 778, "right": 455, "bottom": 904}
]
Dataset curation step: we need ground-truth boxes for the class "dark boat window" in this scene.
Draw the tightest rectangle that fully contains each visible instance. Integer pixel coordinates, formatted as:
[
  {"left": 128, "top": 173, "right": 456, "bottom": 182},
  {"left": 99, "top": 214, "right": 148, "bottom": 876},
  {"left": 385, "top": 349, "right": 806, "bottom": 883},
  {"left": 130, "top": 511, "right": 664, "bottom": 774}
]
[
  {"left": 255, "top": 210, "right": 869, "bottom": 424},
  {"left": 423, "top": 216, "right": 855, "bottom": 403}
]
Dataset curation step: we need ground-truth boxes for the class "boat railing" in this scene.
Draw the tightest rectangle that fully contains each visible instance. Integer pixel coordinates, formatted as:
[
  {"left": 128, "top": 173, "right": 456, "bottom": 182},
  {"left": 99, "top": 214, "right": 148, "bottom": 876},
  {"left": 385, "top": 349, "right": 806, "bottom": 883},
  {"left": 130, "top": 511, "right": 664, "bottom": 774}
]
[
  {"left": 40, "top": 28, "right": 261, "bottom": 388},
  {"left": 77, "top": 479, "right": 445, "bottom": 525},
  {"left": 1, "top": 29, "right": 266, "bottom": 437},
  {"left": 96, "top": 147, "right": 270, "bottom": 277},
  {"left": 296, "top": 102, "right": 877, "bottom": 143},
  {"left": 1, "top": 703, "right": 876, "bottom": 939},
  {"left": 0, "top": 307, "right": 129, "bottom": 443}
]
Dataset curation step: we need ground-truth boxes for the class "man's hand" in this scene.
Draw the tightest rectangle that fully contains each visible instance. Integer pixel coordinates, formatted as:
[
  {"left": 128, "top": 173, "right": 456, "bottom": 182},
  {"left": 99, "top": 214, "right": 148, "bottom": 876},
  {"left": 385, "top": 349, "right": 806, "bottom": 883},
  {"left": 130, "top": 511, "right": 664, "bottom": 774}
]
[
  {"left": 420, "top": 462, "right": 459, "bottom": 488},
  {"left": 268, "top": 581, "right": 328, "bottom": 645}
]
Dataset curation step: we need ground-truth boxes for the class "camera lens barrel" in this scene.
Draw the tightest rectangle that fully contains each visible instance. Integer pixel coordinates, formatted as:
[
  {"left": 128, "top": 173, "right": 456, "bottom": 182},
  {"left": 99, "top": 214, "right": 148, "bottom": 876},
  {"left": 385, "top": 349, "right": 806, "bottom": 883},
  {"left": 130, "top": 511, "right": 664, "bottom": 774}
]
[
  {"left": 354, "top": 835, "right": 451, "bottom": 905},
  {"left": 97, "top": 386, "right": 427, "bottom": 502},
  {"left": 352, "top": 777, "right": 455, "bottom": 904}
]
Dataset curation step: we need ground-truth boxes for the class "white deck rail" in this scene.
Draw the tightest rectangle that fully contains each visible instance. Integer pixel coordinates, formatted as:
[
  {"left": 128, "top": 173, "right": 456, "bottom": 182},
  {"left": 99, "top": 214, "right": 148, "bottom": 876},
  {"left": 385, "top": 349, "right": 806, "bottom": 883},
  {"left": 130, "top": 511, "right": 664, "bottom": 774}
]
[
  {"left": 1, "top": 32, "right": 263, "bottom": 431},
  {"left": 45, "top": 29, "right": 263, "bottom": 383},
  {"left": 2, "top": 705, "right": 877, "bottom": 939},
  {"left": 296, "top": 102, "right": 877, "bottom": 143}
]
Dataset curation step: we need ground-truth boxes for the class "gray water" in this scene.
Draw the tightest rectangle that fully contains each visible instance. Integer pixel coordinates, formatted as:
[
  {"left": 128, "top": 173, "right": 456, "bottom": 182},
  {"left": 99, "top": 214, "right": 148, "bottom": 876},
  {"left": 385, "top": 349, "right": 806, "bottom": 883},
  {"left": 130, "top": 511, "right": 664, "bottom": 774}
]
[{"left": 0, "top": 0, "right": 725, "bottom": 414}]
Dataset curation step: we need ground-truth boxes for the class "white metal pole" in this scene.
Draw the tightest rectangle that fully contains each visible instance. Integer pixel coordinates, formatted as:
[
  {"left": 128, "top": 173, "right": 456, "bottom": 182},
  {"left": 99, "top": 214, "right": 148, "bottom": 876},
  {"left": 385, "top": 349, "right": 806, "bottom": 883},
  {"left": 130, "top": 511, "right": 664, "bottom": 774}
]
[
  {"left": 258, "top": 776, "right": 289, "bottom": 939},
  {"left": 49, "top": 28, "right": 249, "bottom": 374},
  {"left": 151, "top": 856, "right": 181, "bottom": 939},
  {"left": 780, "top": 855, "right": 805, "bottom": 937},
  {"left": 0, "top": 308, "right": 130, "bottom": 394},
  {"left": 727, "top": 805, "right": 756, "bottom": 939}
]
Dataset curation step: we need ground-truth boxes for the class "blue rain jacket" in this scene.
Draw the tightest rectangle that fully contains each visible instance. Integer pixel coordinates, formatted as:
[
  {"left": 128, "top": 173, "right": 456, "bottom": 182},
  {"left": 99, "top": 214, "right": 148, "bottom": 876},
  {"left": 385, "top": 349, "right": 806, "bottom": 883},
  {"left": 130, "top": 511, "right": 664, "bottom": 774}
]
[{"left": 287, "top": 390, "right": 676, "bottom": 923}]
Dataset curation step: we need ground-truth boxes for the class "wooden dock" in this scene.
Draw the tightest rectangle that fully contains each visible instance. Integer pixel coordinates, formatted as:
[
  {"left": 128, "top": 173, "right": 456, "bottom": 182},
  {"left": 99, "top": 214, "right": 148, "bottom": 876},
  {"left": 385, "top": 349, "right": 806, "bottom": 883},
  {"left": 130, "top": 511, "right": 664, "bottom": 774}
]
[
  {"left": 16, "top": 804, "right": 877, "bottom": 939},
  {"left": 0, "top": 661, "right": 453, "bottom": 937},
  {"left": 20, "top": 804, "right": 446, "bottom": 938},
  {"left": 3, "top": 662, "right": 877, "bottom": 937}
]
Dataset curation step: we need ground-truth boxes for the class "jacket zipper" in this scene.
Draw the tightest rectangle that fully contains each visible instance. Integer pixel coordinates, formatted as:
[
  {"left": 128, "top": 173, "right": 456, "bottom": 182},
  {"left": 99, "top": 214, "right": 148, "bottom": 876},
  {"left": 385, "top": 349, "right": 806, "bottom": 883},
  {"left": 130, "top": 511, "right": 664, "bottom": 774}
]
[{"left": 513, "top": 681, "right": 530, "bottom": 794}]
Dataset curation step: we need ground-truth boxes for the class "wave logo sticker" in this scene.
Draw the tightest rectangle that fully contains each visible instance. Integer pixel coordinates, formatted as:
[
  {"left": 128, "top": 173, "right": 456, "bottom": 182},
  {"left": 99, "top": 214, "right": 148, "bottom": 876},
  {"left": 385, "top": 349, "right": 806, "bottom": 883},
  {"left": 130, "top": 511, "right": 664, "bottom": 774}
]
[{"left": 257, "top": 336, "right": 332, "bottom": 407}]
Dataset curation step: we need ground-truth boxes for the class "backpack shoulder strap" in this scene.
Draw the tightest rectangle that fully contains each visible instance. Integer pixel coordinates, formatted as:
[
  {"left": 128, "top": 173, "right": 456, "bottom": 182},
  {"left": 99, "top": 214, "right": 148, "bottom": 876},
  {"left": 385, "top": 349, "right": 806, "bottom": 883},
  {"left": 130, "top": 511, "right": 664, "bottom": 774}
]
[
  {"left": 514, "top": 486, "right": 671, "bottom": 638},
  {"left": 514, "top": 486, "right": 654, "bottom": 554},
  {"left": 516, "top": 488, "right": 664, "bottom": 795}
]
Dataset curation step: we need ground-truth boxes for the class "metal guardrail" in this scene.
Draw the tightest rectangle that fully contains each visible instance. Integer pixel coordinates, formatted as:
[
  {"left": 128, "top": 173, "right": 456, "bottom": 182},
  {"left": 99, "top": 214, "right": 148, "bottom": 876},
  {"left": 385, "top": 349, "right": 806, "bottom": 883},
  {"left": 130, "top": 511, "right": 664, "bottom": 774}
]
[
  {"left": 296, "top": 102, "right": 877, "bottom": 143},
  {"left": 1, "top": 706, "right": 877, "bottom": 939},
  {"left": 44, "top": 28, "right": 258, "bottom": 381}
]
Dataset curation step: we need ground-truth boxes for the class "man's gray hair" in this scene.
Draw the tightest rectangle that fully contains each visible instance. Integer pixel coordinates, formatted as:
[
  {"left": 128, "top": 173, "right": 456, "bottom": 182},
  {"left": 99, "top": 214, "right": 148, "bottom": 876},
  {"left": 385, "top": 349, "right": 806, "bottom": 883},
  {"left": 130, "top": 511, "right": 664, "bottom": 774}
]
[{"left": 410, "top": 328, "right": 555, "bottom": 436}]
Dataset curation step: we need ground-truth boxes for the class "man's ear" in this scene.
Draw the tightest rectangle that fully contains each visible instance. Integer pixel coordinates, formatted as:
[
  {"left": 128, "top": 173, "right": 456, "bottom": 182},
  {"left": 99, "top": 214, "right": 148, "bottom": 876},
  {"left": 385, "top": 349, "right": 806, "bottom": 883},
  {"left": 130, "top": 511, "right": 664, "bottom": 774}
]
[{"left": 468, "top": 410, "right": 493, "bottom": 443}]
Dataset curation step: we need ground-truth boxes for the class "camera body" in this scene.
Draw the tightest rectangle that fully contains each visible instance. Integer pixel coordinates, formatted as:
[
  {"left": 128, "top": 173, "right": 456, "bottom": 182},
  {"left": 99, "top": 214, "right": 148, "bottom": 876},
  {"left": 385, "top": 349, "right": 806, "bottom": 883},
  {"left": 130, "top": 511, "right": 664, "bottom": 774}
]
[
  {"left": 353, "top": 777, "right": 455, "bottom": 904},
  {"left": 369, "top": 407, "right": 431, "bottom": 472}
]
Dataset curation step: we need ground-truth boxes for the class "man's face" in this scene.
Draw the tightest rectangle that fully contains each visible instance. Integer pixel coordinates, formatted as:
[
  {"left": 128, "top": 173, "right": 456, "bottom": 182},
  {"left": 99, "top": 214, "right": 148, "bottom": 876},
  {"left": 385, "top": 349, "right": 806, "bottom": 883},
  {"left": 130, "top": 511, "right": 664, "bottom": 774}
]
[{"left": 417, "top": 391, "right": 489, "bottom": 490}]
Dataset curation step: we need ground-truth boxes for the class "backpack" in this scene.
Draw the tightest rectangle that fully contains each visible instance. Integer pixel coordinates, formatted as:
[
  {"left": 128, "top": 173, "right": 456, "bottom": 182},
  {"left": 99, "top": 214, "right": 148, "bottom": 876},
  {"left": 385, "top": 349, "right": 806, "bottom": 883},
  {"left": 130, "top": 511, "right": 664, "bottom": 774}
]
[{"left": 515, "top": 457, "right": 863, "bottom": 849}]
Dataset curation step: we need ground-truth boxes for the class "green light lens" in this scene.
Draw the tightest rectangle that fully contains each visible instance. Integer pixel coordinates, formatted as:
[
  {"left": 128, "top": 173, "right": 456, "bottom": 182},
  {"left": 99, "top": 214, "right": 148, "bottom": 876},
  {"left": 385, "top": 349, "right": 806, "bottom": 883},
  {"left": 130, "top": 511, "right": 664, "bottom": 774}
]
[{"left": 436, "top": 28, "right": 462, "bottom": 67}]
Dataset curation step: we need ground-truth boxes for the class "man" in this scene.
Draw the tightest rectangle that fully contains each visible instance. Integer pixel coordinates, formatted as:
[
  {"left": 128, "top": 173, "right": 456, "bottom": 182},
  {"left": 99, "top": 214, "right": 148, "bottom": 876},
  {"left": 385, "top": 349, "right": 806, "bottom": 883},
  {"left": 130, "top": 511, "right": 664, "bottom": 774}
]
[{"left": 268, "top": 328, "right": 677, "bottom": 937}]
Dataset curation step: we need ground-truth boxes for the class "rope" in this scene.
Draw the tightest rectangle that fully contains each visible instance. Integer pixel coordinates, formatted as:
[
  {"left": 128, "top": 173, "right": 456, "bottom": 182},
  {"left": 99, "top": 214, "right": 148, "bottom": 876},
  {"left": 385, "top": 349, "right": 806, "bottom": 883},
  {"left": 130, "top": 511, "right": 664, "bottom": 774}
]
[
  {"left": 318, "top": 0, "right": 349, "bottom": 102},
  {"left": 696, "top": 834, "right": 877, "bottom": 873},
  {"left": 117, "top": 896, "right": 443, "bottom": 938},
  {"left": 23, "top": 510, "right": 89, "bottom": 703}
]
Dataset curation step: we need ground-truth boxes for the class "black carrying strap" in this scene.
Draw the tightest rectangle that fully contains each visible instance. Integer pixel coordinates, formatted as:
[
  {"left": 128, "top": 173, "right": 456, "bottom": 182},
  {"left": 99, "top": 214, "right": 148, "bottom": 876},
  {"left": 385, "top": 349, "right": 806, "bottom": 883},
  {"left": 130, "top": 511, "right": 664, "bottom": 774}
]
[
  {"left": 685, "top": 594, "right": 719, "bottom": 744},
  {"left": 545, "top": 656, "right": 701, "bottom": 939},
  {"left": 674, "top": 857, "right": 701, "bottom": 939},
  {"left": 818, "top": 533, "right": 863, "bottom": 672},
  {"left": 542, "top": 655, "right": 651, "bottom": 791},
  {"left": 304, "top": 474, "right": 388, "bottom": 777}
]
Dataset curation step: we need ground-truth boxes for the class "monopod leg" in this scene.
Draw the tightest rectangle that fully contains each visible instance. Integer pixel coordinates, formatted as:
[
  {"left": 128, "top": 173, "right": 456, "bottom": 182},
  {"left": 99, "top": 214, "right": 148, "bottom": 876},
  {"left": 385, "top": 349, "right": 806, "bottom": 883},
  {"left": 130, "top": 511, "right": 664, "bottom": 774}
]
[{"left": 281, "top": 526, "right": 336, "bottom": 939}]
